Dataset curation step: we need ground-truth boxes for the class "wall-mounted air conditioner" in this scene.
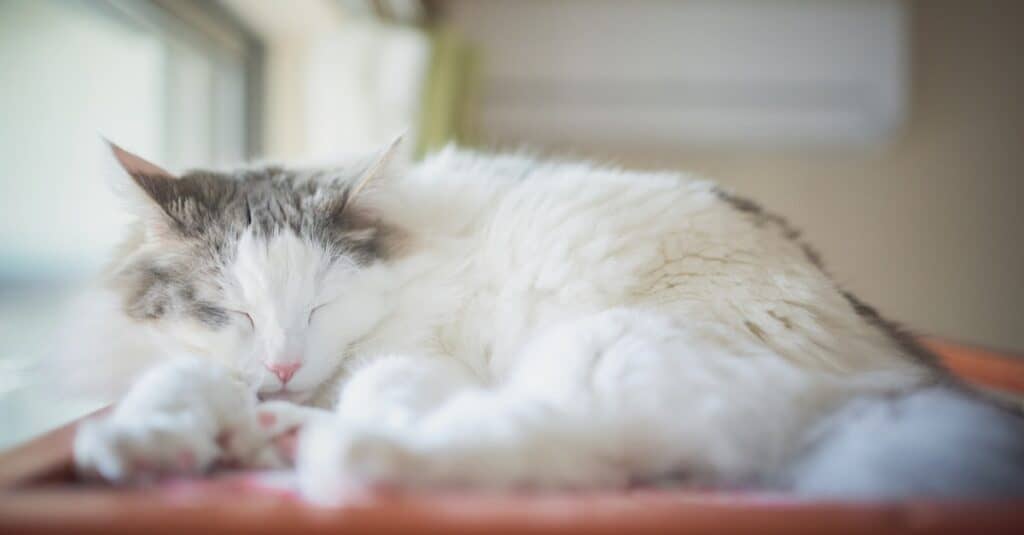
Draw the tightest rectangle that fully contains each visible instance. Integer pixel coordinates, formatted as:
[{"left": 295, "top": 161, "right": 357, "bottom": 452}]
[{"left": 449, "top": 0, "right": 907, "bottom": 149}]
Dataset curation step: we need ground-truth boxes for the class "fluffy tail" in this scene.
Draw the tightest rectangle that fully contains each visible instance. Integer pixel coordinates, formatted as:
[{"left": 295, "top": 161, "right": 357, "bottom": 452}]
[{"left": 784, "top": 386, "right": 1024, "bottom": 499}]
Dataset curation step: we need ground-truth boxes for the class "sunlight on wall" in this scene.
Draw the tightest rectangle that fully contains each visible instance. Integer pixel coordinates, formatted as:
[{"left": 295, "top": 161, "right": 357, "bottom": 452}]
[
  {"left": 0, "top": 0, "right": 165, "bottom": 280},
  {"left": 0, "top": 0, "right": 172, "bottom": 449}
]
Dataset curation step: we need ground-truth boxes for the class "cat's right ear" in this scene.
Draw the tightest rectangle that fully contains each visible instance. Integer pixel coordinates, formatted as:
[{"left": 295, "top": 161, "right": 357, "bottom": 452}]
[{"left": 102, "top": 140, "right": 180, "bottom": 235}]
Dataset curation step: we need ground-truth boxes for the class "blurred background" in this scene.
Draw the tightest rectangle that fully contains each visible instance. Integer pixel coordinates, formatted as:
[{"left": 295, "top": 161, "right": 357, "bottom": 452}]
[{"left": 1, "top": 0, "right": 1022, "bottom": 448}]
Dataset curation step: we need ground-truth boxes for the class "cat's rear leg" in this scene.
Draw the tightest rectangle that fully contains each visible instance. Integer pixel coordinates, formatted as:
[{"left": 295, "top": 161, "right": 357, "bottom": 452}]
[{"left": 296, "top": 309, "right": 793, "bottom": 502}]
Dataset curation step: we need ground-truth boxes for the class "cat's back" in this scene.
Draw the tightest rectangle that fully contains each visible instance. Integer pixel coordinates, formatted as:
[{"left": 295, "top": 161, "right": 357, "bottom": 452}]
[
  {"left": 411, "top": 148, "right": 933, "bottom": 380},
  {"left": 415, "top": 148, "right": 806, "bottom": 299}
]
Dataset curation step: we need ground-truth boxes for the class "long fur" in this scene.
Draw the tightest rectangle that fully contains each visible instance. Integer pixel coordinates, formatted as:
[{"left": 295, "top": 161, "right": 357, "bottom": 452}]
[{"left": 65, "top": 143, "right": 1024, "bottom": 500}]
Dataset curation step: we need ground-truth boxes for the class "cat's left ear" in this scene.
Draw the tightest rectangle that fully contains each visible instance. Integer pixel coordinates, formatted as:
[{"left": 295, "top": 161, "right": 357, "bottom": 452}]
[
  {"left": 324, "top": 134, "right": 405, "bottom": 253},
  {"left": 346, "top": 133, "right": 405, "bottom": 204}
]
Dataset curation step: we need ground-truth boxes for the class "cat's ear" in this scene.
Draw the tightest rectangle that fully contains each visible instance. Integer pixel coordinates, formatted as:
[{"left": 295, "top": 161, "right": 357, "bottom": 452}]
[
  {"left": 105, "top": 140, "right": 178, "bottom": 202},
  {"left": 347, "top": 133, "right": 405, "bottom": 204},
  {"left": 103, "top": 140, "right": 184, "bottom": 235},
  {"left": 322, "top": 134, "right": 405, "bottom": 252},
  {"left": 108, "top": 142, "right": 175, "bottom": 182}
]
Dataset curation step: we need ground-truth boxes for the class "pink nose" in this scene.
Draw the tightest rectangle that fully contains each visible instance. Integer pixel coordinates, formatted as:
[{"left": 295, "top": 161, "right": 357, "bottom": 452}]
[{"left": 264, "top": 361, "right": 301, "bottom": 384}]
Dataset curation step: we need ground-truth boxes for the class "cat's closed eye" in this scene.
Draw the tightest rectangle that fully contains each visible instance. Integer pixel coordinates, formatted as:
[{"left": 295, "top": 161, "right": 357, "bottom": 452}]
[
  {"left": 308, "top": 302, "right": 334, "bottom": 325},
  {"left": 228, "top": 310, "right": 255, "bottom": 330}
]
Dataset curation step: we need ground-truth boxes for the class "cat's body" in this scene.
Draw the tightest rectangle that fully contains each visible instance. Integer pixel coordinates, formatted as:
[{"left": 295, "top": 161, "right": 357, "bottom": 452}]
[{"left": 66, "top": 142, "right": 1024, "bottom": 501}]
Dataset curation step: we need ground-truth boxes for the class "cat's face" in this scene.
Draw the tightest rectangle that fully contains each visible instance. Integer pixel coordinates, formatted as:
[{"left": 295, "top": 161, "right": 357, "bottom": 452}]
[{"left": 106, "top": 143, "right": 398, "bottom": 403}]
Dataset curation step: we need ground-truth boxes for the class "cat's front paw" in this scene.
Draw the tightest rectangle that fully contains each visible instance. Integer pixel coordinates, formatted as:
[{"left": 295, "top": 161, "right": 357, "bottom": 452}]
[
  {"left": 294, "top": 420, "right": 422, "bottom": 503},
  {"left": 73, "top": 412, "right": 221, "bottom": 483},
  {"left": 72, "top": 357, "right": 265, "bottom": 483},
  {"left": 247, "top": 401, "right": 332, "bottom": 468}
]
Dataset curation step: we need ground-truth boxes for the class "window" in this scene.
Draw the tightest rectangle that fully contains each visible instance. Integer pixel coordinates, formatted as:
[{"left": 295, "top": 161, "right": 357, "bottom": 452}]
[{"left": 0, "top": 0, "right": 262, "bottom": 449}]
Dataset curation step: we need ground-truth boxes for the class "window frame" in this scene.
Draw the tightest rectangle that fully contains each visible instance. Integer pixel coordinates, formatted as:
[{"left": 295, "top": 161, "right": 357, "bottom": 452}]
[{"left": 88, "top": 0, "right": 264, "bottom": 161}]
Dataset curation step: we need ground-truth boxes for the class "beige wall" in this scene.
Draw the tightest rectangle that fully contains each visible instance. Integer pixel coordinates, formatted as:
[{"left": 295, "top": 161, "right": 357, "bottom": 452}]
[
  {"left": 451, "top": 0, "right": 1024, "bottom": 350},
  {"left": 624, "top": 1, "right": 1024, "bottom": 350}
]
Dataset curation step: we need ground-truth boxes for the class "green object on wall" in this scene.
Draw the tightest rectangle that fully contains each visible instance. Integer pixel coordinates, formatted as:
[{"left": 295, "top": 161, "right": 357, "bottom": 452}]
[{"left": 414, "top": 26, "right": 479, "bottom": 159}]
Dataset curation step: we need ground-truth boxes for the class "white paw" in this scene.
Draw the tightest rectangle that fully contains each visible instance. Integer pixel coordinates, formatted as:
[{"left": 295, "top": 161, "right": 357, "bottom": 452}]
[
  {"left": 73, "top": 357, "right": 267, "bottom": 483},
  {"left": 295, "top": 420, "right": 423, "bottom": 503},
  {"left": 73, "top": 402, "right": 329, "bottom": 483},
  {"left": 247, "top": 401, "right": 332, "bottom": 469},
  {"left": 73, "top": 412, "right": 221, "bottom": 483}
]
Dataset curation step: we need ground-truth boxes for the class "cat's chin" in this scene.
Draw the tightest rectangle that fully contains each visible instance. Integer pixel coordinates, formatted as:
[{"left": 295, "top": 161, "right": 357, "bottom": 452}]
[{"left": 258, "top": 389, "right": 310, "bottom": 404}]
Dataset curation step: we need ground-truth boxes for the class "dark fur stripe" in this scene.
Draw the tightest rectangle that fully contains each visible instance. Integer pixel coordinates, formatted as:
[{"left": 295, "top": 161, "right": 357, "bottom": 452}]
[{"left": 713, "top": 187, "right": 939, "bottom": 367}]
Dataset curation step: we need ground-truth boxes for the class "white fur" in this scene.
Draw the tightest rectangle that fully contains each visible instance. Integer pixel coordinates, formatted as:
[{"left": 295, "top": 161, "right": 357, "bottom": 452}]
[
  {"left": 68, "top": 145, "right": 1021, "bottom": 500},
  {"left": 785, "top": 386, "right": 1024, "bottom": 498},
  {"left": 75, "top": 358, "right": 267, "bottom": 481}
]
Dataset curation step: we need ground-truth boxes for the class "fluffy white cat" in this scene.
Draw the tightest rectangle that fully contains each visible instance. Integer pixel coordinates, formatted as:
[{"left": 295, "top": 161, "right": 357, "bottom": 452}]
[{"left": 65, "top": 139, "right": 1024, "bottom": 501}]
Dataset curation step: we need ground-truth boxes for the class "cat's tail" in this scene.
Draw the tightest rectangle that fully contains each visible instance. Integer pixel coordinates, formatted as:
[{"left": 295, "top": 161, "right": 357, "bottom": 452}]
[{"left": 783, "top": 385, "right": 1024, "bottom": 499}]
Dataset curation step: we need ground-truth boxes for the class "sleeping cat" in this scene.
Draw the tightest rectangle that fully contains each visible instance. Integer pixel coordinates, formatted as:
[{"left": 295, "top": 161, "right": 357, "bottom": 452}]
[{"left": 67, "top": 138, "right": 1024, "bottom": 501}]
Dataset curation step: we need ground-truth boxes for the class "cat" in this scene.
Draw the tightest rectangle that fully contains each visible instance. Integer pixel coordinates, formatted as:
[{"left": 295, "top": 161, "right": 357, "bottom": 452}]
[{"left": 65, "top": 138, "right": 1024, "bottom": 501}]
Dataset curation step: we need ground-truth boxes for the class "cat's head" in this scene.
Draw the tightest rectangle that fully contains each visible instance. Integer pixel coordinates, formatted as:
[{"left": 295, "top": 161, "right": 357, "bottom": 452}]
[{"left": 104, "top": 140, "right": 403, "bottom": 403}]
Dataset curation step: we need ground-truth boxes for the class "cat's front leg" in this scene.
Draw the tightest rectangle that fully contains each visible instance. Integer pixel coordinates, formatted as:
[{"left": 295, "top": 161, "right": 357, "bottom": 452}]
[
  {"left": 294, "top": 355, "right": 480, "bottom": 499},
  {"left": 74, "top": 357, "right": 277, "bottom": 483}
]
